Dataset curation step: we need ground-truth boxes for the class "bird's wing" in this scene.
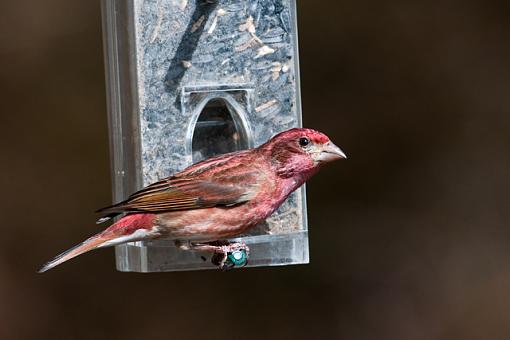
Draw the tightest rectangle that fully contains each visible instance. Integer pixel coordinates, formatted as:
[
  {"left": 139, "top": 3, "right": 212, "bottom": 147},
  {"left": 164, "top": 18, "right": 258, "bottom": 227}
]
[{"left": 96, "top": 151, "right": 261, "bottom": 220}]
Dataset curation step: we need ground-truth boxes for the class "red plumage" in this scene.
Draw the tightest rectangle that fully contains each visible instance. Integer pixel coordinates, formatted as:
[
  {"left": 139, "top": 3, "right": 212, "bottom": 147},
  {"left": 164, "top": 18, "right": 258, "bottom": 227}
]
[{"left": 39, "top": 128, "right": 346, "bottom": 272}]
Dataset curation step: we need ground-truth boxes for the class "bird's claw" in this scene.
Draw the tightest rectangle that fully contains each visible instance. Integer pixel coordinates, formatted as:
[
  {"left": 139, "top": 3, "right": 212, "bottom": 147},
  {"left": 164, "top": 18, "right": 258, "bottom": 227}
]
[
  {"left": 175, "top": 240, "right": 249, "bottom": 270},
  {"left": 211, "top": 242, "right": 249, "bottom": 270}
]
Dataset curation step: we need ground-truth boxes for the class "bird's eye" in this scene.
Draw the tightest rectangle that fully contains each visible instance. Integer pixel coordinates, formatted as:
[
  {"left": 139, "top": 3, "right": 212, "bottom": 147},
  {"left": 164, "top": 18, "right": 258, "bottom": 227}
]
[{"left": 299, "top": 137, "right": 310, "bottom": 147}]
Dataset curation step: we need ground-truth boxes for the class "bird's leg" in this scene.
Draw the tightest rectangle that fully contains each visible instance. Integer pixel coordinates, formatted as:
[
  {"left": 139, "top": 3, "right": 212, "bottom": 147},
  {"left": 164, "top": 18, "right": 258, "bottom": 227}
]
[
  {"left": 209, "top": 241, "right": 250, "bottom": 270},
  {"left": 174, "top": 240, "right": 249, "bottom": 270}
]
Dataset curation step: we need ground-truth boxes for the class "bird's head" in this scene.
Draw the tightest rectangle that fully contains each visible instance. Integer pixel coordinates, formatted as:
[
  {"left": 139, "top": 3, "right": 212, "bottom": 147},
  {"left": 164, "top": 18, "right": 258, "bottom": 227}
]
[{"left": 261, "top": 128, "right": 346, "bottom": 179}]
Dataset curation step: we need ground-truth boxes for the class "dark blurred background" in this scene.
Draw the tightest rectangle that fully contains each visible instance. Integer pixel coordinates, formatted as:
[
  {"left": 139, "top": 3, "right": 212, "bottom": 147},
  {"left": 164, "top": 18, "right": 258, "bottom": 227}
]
[{"left": 1, "top": 0, "right": 510, "bottom": 339}]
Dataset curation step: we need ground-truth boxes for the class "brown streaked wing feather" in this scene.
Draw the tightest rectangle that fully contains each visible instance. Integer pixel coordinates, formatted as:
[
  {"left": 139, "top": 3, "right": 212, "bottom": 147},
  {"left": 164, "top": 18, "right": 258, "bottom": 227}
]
[{"left": 97, "top": 151, "right": 260, "bottom": 215}]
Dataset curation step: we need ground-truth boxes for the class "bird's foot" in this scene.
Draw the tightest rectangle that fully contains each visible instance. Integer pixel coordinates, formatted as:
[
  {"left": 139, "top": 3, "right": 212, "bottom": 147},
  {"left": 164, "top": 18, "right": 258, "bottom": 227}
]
[
  {"left": 211, "top": 242, "right": 250, "bottom": 270},
  {"left": 175, "top": 240, "right": 249, "bottom": 270}
]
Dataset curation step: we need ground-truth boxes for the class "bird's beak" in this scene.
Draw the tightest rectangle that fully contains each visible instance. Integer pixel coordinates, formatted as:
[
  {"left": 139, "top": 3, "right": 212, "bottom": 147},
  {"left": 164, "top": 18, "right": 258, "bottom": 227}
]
[{"left": 317, "top": 142, "right": 347, "bottom": 163}]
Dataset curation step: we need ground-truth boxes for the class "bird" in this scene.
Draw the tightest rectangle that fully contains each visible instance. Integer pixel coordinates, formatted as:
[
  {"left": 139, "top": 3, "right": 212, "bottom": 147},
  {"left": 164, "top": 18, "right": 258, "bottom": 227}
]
[{"left": 39, "top": 128, "right": 346, "bottom": 272}]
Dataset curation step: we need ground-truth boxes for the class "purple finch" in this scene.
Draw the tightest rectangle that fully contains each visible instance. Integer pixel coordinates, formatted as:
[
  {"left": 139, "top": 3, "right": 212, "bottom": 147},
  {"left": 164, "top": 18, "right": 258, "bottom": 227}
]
[{"left": 39, "top": 128, "right": 346, "bottom": 272}]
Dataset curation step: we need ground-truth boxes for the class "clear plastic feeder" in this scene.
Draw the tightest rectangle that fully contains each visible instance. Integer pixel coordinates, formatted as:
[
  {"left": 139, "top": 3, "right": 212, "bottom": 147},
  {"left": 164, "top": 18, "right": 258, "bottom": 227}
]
[{"left": 101, "top": 0, "right": 308, "bottom": 272}]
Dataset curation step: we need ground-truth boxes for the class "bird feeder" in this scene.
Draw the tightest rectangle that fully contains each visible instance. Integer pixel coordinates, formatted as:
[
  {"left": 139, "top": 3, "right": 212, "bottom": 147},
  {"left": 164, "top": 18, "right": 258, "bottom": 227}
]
[{"left": 101, "top": 0, "right": 308, "bottom": 271}]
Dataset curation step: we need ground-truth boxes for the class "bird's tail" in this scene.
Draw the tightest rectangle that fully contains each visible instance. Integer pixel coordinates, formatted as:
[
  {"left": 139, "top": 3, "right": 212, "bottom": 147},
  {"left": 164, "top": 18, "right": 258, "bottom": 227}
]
[
  {"left": 38, "top": 213, "right": 158, "bottom": 273},
  {"left": 38, "top": 234, "right": 110, "bottom": 273}
]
